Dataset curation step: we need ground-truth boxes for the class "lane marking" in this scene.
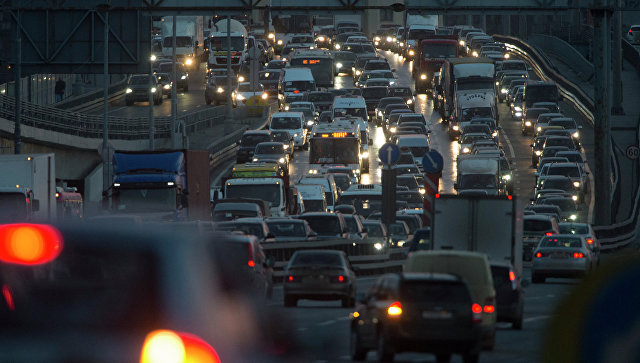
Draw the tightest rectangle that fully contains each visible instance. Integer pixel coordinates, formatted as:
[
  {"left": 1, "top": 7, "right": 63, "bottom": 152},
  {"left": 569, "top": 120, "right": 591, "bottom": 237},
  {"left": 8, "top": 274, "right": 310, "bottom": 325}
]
[
  {"left": 523, "top": 315, "right": 553, "bottom": 323},
  {"left": 502, "top": 130, "right": 516, "bottom": 159},
  {"left": 317, "top": 320, "right": 336, "bottom": 326},
  {"left": 297, "top": 327, "right": 308, "bottom": 332}
]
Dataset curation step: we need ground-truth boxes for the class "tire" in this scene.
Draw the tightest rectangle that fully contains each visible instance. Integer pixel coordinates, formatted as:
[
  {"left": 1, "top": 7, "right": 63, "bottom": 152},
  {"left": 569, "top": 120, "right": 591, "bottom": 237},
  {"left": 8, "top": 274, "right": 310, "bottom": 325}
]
[
  {"left": 377, "top": 332, "right": 394, "bottom": 362},
  {"left": 284, "top": 295, "right": 297, "bottom": 307},
  {"left": 512, "top": 313, "right": 523, "bottom": 330},
  {"left": 436, "top": 354, "right": 452, "bottom": 363},
  {"left": 532, "top": 273, "right": 545, "bottom": 284},
  {"left": 462, "top": 353, "right": 479, "bottom": 363},
  {"left": 125, "top": 99, "right": 133, "bottom": 106},
  {"left": 350, "top": 328, "right": 367, "bottom": 361}
]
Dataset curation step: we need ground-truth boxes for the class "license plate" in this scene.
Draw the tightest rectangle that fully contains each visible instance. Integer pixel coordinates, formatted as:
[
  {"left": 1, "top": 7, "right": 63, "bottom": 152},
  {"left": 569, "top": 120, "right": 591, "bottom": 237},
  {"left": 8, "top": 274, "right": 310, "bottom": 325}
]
[
  {"left": 551, "top": 252, "right": 567, "bottom": 259},
  {"left": 422, "top": 311, "right": 452, "bottom": 319}
]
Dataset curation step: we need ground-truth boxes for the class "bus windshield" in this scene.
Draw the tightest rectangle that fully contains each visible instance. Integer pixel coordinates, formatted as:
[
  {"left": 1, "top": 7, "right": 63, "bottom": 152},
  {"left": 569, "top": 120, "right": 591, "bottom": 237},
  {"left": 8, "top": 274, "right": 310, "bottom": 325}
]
[
  {"left": 310, "top": 138, "right": 360, "bottom": 164},
  {"left": 210, "top": 37, "right": 245, "bottom": 51}
]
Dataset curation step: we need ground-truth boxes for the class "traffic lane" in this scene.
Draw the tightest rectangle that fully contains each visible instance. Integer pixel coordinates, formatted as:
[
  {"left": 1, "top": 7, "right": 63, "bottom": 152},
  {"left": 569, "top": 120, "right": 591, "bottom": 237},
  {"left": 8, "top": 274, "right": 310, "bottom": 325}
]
[{"left": 89, "top": 64, "right": 208, "bottom": 117}]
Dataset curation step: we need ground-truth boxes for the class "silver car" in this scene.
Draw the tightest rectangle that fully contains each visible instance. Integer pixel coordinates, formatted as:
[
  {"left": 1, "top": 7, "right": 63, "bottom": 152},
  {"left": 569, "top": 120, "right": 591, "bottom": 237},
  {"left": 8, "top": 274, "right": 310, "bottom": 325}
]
[
  {"left": 558, "top": 222, "right": 601, "bottom": 266},
  {"left": 532, "top": 234, "right": 596, "bottom": 283}
]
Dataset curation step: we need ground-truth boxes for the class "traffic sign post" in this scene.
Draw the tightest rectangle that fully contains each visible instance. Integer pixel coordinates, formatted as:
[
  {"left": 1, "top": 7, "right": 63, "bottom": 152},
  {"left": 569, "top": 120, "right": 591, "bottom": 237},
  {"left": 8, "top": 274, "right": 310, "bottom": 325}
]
[
  {"left": 378, "top": 143, "right": 401, "bottom": 166},
  {"left": 422, "top": 150, "right": 444, "bottom": 227},
  {"left": 626, "top": 145, "right": 639, "bottom": 160}
]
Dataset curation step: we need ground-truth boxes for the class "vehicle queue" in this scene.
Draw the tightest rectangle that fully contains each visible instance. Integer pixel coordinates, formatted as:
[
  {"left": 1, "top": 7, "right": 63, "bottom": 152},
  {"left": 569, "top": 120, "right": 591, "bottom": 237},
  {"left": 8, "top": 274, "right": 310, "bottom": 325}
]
[{"left": 0, "top": 17, "right": 602, "bottom": 363}]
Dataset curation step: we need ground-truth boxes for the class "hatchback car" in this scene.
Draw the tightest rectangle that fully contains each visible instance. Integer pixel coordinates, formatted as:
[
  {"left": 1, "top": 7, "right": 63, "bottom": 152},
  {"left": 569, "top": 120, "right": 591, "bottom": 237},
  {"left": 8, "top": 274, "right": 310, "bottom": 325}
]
[{"left": 284, "top": 250, "right": 357, "bottom": 307}]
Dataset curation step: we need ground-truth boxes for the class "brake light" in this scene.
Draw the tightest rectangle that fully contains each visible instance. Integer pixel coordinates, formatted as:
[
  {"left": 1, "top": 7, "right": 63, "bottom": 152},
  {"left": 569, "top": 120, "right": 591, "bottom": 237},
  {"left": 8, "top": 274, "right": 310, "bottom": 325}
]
[
  {"left": 483, "top": 305, "right": 495, "bottom": 313},
  {"left": 586, "top": 238, "right": 594, "bottom": 245},
  {"left": 247, "top": 243, "right": 254, "bottom": 268},
  {"left": 573, "top": 252, "right": 584, "bottom": 258},
  {"left": 287, "top": 275, "right": 301, "bottom": 283},
  {"left": 330, "top": 275, "right": 346, "bottom": 283},
  {"left": 387, "top": 301, "right": 402, "bottom": 316},
  {"left": 472, "top": 303, "right": 482, "bottom": 314},
  {"left": 294, "top": 90, "right": 300, "bottom": 94},
  {"left": 545, "top": 232, "right": 554, "bottom": 236},
  {"left": 2, "top": 284, "right": 14, "bottom": 311},
  {"left": 140, "top": 329, "right": 220, "bottom": 363},
  {"left": 536, "top": 252, "right": 543, "bottom": 258},
  {"left": 435, "top": 193, "right": 440, "bottom": 198},
  {"left": 0, "top": 224, "right": 63, "bottom": 265},
  {"left": 508, "top": 195, "right": 512, "bottom": 200},
  {"left": 248, "top": 260, "right": 255, "bottom": 267},
  {"left": 509, "top": 271, "right": 516, "bottom": 281}
]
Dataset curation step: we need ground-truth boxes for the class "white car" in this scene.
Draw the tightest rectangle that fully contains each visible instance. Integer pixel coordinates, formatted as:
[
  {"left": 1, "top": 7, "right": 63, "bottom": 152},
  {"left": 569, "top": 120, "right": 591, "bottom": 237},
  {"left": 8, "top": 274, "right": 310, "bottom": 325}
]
[
  {"left": 532, "top": 234, "right": 596, "bottom": 283},
  {"left": 233, "top": 82, "right": 268, "bottom": 107},
  {"left": 269, "top": 112, "right": 307, "bottom": 149}
]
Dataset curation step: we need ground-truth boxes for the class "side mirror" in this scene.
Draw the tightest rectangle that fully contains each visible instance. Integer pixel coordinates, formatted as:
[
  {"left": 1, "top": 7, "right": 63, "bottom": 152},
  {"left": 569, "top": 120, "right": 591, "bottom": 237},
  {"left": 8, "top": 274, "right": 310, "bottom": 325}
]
[{"left": 32, "top": 199, "right": 40, "bottom": 212}]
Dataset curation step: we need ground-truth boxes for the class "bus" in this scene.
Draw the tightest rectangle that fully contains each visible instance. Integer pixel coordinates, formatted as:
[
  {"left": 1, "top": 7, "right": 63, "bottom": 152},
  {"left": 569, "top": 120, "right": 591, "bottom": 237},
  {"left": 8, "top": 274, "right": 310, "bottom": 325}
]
[
  {"left": 309, "top": 121, "right": 363, "bottom": 176},
  {"left": 289, "top": 49, "right": 335, "bottom": 87}
]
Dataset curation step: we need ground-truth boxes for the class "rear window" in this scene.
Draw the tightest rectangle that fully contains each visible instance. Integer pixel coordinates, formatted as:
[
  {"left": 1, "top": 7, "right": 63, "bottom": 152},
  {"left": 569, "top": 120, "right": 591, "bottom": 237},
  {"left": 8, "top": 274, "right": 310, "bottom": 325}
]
[
  {"left": 549, "top": 119, "right": 577, "bottom": 129},
  {"left": 266, "top": 221, "right": 307, "bottom": 237},
  {"left": 215, "top": 223, "right": 265, "bottom": 239},
  {"left": 241, "top": 134, "right": 270, "bottom": 146},
  {"left": 524, "top": 219, "right": 553, "bottom": 232},
  {"left": 490, "top": 265, "right": 510, "bottom": 287},
  {"left": 290, "top": 252, "right": 343, "bottom": 266},
  {"left": 540, "top": 237, "right": 582, "bottom": 248},
  {"left": 400, "top": 281, "right": 471, "bottom": 303},
  {"left": 300, "top": 216, "right": 341, "bottom": 235},
  {"left": 548, "top": 166, "right": 580, "bottom": 177},
  {"left": 558, "top": 224, "right": 589, "bottom": 234}
]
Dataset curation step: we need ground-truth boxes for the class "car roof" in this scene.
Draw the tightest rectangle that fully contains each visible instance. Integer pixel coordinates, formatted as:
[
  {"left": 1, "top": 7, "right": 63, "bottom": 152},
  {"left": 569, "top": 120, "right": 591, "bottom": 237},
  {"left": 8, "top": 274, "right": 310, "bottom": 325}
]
[{"left": 523, "top": 214, "right": 555, "bottom": 221}]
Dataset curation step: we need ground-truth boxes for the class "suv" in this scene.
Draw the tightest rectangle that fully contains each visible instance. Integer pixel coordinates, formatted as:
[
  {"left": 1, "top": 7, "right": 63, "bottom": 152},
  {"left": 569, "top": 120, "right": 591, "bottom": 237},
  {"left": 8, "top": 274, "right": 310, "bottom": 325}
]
[
  {"left": 236, "top": 130, "right": 272, "bottom": 163},
  {"left": 297, "top": 212, "right": 349, "bottom": 239},
  {"left": 125, "top": 74, "right": 163, "bottom": 106},
  {"left": 350, "top": 272, "right": 482, "bottom": 362}
]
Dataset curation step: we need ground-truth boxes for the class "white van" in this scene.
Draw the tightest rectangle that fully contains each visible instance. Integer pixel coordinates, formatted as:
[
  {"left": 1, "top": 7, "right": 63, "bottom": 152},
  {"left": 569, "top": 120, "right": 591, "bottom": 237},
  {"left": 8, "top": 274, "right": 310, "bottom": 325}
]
[
  {"left": 269, "top": 112, "right": 307, "bottom": 149},
  {"left": 280, "top": 67, "right": 316, "bottom": 99},
  {"left": 331, "top": 95, "right": 369, "bottom": 123},
  {"left": 405, "top": 250, "right": 497, "bottom": 350},
  {"left": 395, "top": 134, "right": 430, "bottom": 168},
  {"left": 297, "top": 175, "right": 338, "bottom": 211},
  {"left": 295, "top": 184, "right": 328, "bottom": 212}
]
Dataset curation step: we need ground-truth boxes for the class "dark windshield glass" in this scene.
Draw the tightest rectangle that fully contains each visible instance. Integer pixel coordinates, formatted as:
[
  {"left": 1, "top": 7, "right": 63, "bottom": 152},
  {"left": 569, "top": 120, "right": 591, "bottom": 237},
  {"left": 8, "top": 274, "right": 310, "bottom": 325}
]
[
  {"left": 422, "top": 43, "right": 457, "bottom": 58},
  {"left": 548, "top": 166, "right": 580, "bottom": 177},
  {"left": 542, "top": 178, "right": 573, "bottom": 190},
  {"left": 210, "top": 37, "right": 245, "bottom": 51},
  {"left": 271, "top": 117, "right": 301, "bottom": 129},
  {"left": 307, "top": 93, "right": 334, "bottom": 102},
  {"left": 401, "top": 281, "right": 470, "bottom": 303},
  {"left": 291, "top": 252, "right": 343, "bottom": 266},
  {"left": 459, "top": 174, "right": 497, "bottom": 189},
  {"left": 163, "top": 36, "right": 192, "bottom": 47},
  {"left": 525, "top": 84, "right": 559, "bottom": 106},
  {"left": 241, "top": 134, "right": 271, "bottom": 146},
  {"left": 540, "top": 237, "right": 582, "bottom": 248},
  {"left": 266, "top": 222, "right": 307, "bottom": 237},
  {"left": 524, "top": 219, "right": 553, "bottom": 231},
  {"left": 362, "top": 88, "right": 388, "bottom": 99},
  {"left": 303, "top": 200, "right": 326, "bottom": 212},
  {"left": 299, "top": 216, "right": 341, "bottom": 235},
  {"left": 558, "top": 224, "right": 589, "bottom": 234},
  {"left": 255, "top": 144, "right": 284, "bottom": 154}
]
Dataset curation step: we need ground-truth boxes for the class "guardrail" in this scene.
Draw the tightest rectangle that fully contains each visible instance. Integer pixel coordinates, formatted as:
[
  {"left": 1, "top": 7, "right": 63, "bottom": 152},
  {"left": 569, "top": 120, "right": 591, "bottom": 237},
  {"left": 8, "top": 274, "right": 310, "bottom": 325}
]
[
  {"left": 56, "top": 75, "right": 128, "bottom": 111},
  {"left": 527, "top": 34, "right": 594, "bottom": 82},
  {"left": 622, "top": 39, "right": 640, "bottom": 79},
  {"left": 495, "top": 34, "right": 638, "bottom": 251},
  {"left": 0, "top": 93, "right": 227, "bottom": 140}
]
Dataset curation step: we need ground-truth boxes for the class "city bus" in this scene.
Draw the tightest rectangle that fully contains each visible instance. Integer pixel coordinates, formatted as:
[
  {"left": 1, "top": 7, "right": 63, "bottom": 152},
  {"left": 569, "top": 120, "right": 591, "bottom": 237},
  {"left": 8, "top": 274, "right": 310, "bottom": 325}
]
[
  {"left": 289, "top": 49, "right": 335, "bottom": 87},
  {"left": 308, "top": 121, "right": 363, "bottom": 176}
]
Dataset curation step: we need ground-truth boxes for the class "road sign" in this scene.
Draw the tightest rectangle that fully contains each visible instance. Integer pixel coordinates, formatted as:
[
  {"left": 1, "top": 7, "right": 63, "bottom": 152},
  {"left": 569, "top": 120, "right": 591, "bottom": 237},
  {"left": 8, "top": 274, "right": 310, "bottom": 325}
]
[
  {"left": 422, "top": 150, "right": 444, "bottom": 174},
  {"left": 378, "top": 143, "right": 400, "bottom": 166},
  {"left": 626, "top": 145, "right": 640, "bottom": 160}
]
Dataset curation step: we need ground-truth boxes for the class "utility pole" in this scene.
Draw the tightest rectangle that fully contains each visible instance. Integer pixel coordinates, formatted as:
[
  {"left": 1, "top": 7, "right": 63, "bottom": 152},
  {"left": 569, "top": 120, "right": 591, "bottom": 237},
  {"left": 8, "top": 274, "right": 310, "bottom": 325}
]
[
  {"left": 226, "top": 15, "right": 233, "bottom": 119},
  {"left": 101, "top": 4, "right": 110, "bottom": 193},
  {"left": 148, "top": 32, "right": 155, "bottom": 150},
  {"left": 171, "top": 15, "right": 177, "bottom": 149},
  {"left": 611, "top": 0, "right": 623, "bottom": 114},
  {"left": 592, "top": 7, "right": 613, "bottom": 226},
  {"left": 14, "top": 9, "right": 21, "bottom": 154}
]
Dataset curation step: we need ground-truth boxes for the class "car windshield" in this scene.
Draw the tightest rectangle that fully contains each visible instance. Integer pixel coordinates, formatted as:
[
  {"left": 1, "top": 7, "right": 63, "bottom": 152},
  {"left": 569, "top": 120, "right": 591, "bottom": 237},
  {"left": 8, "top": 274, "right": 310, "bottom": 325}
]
[
  {"left": 332, "top": 174, "right": 351, "bottom": 191},
  {"left": 225, "top": 184, "right": 280, "bottom": 206},
  {"left": 365, "top": 62, "right": 390, "bottom": 70},
  {"left": 548, "top": 166, "right": 580, "bottom": 177},
  {"left": 550, "top": 120, "right": 577, "bottom": 129},
  {"left": 238, "top": 84, "right": 261, "bottom": 92},
  {"left": 362, "top": 88, "right": 388, "bottom": 99},
  {"left": 271, "top": 132, "right": 290, "bottom": 142},
  {"left": 399, "top": 115, "right": 425, "bottom": 124},
  {"left": 397, "top": 176, "right": 418, "bottom": 189},
  {"left": 394, "top": 165, "right": 420, "bottom": 175},
  {"left": 388, "top": 223, "right": 407, "bottom": 235},
  {"left": 559, "top": 224, "right": 589, "bottom": 234},
  {"left": 255, "top": 144, "right": 284, "bottom": 154},
  {"left": 542, "top": 178, "right": 574, "bottom": 190},
  {"left": 388, "top": 88, "right": 412, "bottom": 97},
  {"left": 461, "top": 107, "right": 493, "bottom": 121},
  {"left": 461, "top": 134, "right": 488, "bottom": 144},
  {"left": 335, "top": 52, "right": 357, "bottom": 61},
  {"left": 544, "top": 198, "right": 575, "bottom": 211},
  {"left": 216, "top": 223, "right": 265, "bottom": 238},
  {"left": 290, "top": 252, "right": 343, "bottom": 267},
  {"left": 540, "top": 237, "right": 582, "bottom": 248},
  {"left": 266, "top": 221, "right": 307, "bottom": 237},
  {"left": 163, "top": 36, "right": 192, "bottom": 47},
  {"left": 363, "top": 224, "right": 384, "bottom": 237},
  {"left": 301, "top": 216, "right": 341, "bottom": 235},
  {"left": 303, "top": 200, "right": 326, "bottom": 212},
  {"left": 292, "top": 36, "right": 314, "bottom": 43},
  {"left": 129, "top": 76, "right": 150, "bottom": 85},
  {"left": 241, "top": 134, "right": 271, "bottom": 146},
  {"left": 210, "top": 37, "right": 245, "bottom": 51},
  {"left": 524, "top": 219, "right": 553, "bottom": 232},
  {"left": 271, "top": 117, "right": 301, "bottom": 129},
  {"left": 422, "top": 43, "right": 457, "bottom": 58},
  {"left": 259, "top": 71, "right": 280, "bottom": 80},
  {"left": 285, "top": 81, "right": 314, "bottom": 91}
]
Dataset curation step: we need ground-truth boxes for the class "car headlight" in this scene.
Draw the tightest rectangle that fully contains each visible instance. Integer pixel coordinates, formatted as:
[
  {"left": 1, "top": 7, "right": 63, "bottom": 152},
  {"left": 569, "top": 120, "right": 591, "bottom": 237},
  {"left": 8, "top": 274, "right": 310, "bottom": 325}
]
[
  {"left": 459, "top": 40, "right": 465, "bottom": 46},
  {"left": 293, "top": 133, "right": 299, "bottom": 137},
  {"left": 419, "top": 188, "right": 425, "bottom": 194},
  {"left": 378, "top": 111, "right": 383, "bottom": 116},
  {"left": 278, "top": 157, "right": 286, "bottom": 164},
  {"left": 504, "top": 53, "right": 510, "bottom": 58},
  {"left": 374, "top": 242, "right": 383, "bottom": 250},
  {"left": 502, "top": 174, "right": 512, "bottom": 181},
  {"left": 268, "top": 33, "right": 275, "bottom": 39},
  {"left": 318, "top": 36, "right": 325, "bottom": 42},
  {"left": 285, "top": 106, "right": 289, "bottom": 110},
  {"left": 472, "top": 51, "right": 478, "bottom": 57},
  {"left": 236, "top": 94, "right": 245, "bottom": 100},
  {"left": 150, "top": 54, "right": 157, "bottom": 61},
  {"left": 163, "top": 84, "right": 171, "bottom": 89},
  {"left": 335, "top": 44, "right": 341, "bottom": 49},
  {"left": 308, "top": 169, "right": 318, "bottom": 174},
  {"left": 151, "top": 87, "right": 157, "bottom": 93},
  {"left": 406, "top": 99, "right": 413, "bottom": 105},
  {"left": 386, "top": 36, "right": 392, "bottom": 42},
  {"left": 252, "top": 158, "right": 259, "bottom": 162},
  {"left": 409, "top": 50, "right": 415, "bottom": 56},
  {"left": 514, "top": 106, "right": 522, "bottom": 111},
  {"left": 535, "top": 150, "right": 542, "bottom": 156},
  {"left": 492, "top": 131, "right": 498, "bottom": 137},
  {"left": 389, "top": 81, "right": 395, "bottom": 85},
  {"left": 515, "top": 112, "right": 522, "bottom": 117},
  {"left": 399, "top": 42, "right": 404, "bottom": 47},
  {"left": 277, "top": 39, "right": 283, "bottom": 45},
  {"left": 495, "top": 81, "right": 499, "bottom": 85},
  {"left": 217, "top": 87, "right": 224, "bottom": 93},
  {"left": 462, "top": 147, "right": 470, "bottom": 153},
  {"left": 570, "top": 214, "right": 577, "bottom": 221},
  {"left": 390, "top": 127, "right": 397, "bottom": 133},
  {"left": 573, "top": 181, "right": 581, "bottom": 188},
  {"left": 420, "top": 74, "right": 427, "bottom": 80},
  {"left": 282, "top": 144, "right": 289, "bottom": 150},
  {"left": 181, "top": 75, "right": 187, "bottom": 80},
  {"left": 501, "top": 88, "right": 508, "bottom": 93},
  {"left": 262, "top": 93, "right": 268, "bottom": 100},
  {"left": 356, "top": 70, "right": 361, "bottom": 75},
  {"left": 572, "top": 195, "right": 578, "bottom": 201},
  {"left": 126, "top": 88, "right": 133, "bottom": 93},
  {"left": 336, "top": 62, "right": 343, "bottom": 69},
  {"left": 374, "top": 36, "right": 381, "bottom": 42},
  {"left": 537, "top": 127, "right": 542, "bottom": 131},
  {"left": 307, "top": 120, "right": 314, "bottom": 126},
  {"left": 573, "top": 131, "right": 579, "bottom": 138},
  {"left": 362, "top": 151, "right": 369, "bottom": 158},
  {"left": 525, "top": 121, "right": 532, "bottom": 126},
  {"left": 397, "top": 240, "right": 405, "bottom": 247},
  {"left": 452, "top": 125, "right": 459, "bottom": 131},
  {"left": 238, "top": 76, "right": 245, "bottom": 82}
]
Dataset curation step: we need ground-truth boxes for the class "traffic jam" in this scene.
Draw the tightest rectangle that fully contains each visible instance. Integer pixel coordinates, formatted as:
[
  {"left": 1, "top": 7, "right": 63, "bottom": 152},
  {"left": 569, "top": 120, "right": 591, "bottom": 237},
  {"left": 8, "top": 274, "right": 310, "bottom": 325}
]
[{"left": 0, "top": 15, "right": 602, "bottom": 363}]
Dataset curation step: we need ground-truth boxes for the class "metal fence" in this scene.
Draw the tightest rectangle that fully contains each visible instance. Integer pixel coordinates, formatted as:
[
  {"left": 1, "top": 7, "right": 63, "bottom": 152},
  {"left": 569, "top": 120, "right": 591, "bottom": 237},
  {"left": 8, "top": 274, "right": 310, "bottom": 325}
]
[{"left": 528, "top": 34, "right": 594, "bottom": 82}]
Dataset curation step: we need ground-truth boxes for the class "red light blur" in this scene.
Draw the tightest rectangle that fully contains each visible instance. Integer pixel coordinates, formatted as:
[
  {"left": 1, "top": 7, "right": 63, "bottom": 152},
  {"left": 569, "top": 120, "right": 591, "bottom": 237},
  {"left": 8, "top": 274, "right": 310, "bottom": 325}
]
[
  {"left": 338, "top": 275, "right": 344, "bottom": 282},
  {"left": 2, "top": 284, "right": 14, "bottom": 311},
  {"left": 288, "top": 276, "right": 293, "bottom": 282},
  {"left": 0, "top": 224, "right": 63, "bottom": 265},
  {"left": 248, "top": 260, "right": 255, "bottom": 267},
  {"left": 573, "top": 252, "right": 584, "bottom": 258},
  {"left": 435, "top": 193, "right": 440, "bottom": 198},
  {"left": 586, "top": 238, "right": 593, "bottom": 244},
  {"left": 25, "top": 197, "right": 30, "bottom": 204},
  {"left": 536, "top": 252, "right": 542, "bottom": 258},
  {"left": 545, "top": 232, "right": 554, "bottom": 236},
  {"left": 472, "top": 303, "right": 482, "bottom": 314},
  {"left": 293, "top": 90, "right": 300, "bottom": 94},
  {"left": 509, "top": 271, "right": 516, "bottom": 281},
  {"left": 507, "top": 195, "right": 512, "bottom": 200},
  {"left": 483, "top": 305, "right": 495, "bottom": 313}
]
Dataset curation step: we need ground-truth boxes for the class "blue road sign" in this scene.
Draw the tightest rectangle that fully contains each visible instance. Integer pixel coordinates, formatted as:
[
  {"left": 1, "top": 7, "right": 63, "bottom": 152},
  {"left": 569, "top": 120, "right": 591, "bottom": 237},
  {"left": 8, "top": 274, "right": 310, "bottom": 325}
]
[
  {"left": 378, "top": 143, "right": 401, "bottom": 165},
  {"left": 422, "top": 150, "right": 444, "bottom": 174}
]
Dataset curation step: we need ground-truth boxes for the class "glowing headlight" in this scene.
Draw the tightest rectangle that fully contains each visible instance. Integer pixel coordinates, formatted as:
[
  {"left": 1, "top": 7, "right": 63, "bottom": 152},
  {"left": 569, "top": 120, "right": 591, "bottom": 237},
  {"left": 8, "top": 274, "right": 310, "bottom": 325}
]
[
  {"left": 472, "top": 51, "right": 478, "bottom": 57},
  {"left": 336, "top": 62, "right": 343, "bottom": 69},
  {"left": 492, "top": 131, "right": 498, "bottom": 137},
  {"left": 397, "top": 240, "right": 406, "bottom": 247},
  {"left": 378, "top": 111, "right": 383, "bottom": 116},
  {"left": 278, "top": 157, "right": 286, "bottom": 164},
  {"left": 572, "top": 131, "right": 579, "bottom": 138},
  {"left": 252, "top": 158, "right": 259, "bottom": 162},
  {"left": 238, "top": 76, "right": 245, "bottom": 82},
  {"left": 150, "top": 54, "right": 157, "bottom": 61},
  {"left": 217, "top": 87, "right": 224, "bottom": 93},
  {"left": 420, "top": 74, "right": 427, "bottom": 80},
  {"left": 570, "top": 214, "right": 577, "bottom": 221},
  {"left": 389, "top": 81, "right": 395, "bottom": 85},
  {"left": 374, "top": 242, "right": 383, "bottom": 250},
  {"left": 262, "top": 93, "right": 268, "bottom": 100},
  {"left": 283, "top": 144, "right": 289, "bottom": 149},
  {"left": 501, "top": 88, "right": 508, "bottom": 93},
  {"left": 419, "top": 188, "right": 425, "bottom": 194},
  {"left": 495, "top": 81, "right": 499, "bottom": 85},
  {"left": 462, "top": 147, "right": 470, "bottom": 153},
  {"left": 409, "top": 50, "right": 415, "bottom": 56},
  {"left": 502, "top": 174, "right": 512, "bottom": 181},
  {"left": 390, "top": 127, "right": 397, "bottom": 133},
  {"left": 285, "top": 106, "right": 289, "bottom": 110},
  {"left": 459, "top": 40, "right": 465, "bottom": 46},
  {"left": 362, "top": 151, "right": 369, "bottom": 158},
  {"left": 535, "top": 150, "right": 542, "bottom": 156},
  {"left": 572, "top": 195, "right": 578, "bottom": 201},
  {"left": 525, "top": 121, "right": 532, "bottom": 126},
  {"left": 307, "top": 120, "right": 314, "bottom": 126},
  {"left": 406, "top": 99, "right": 413, "bottom": 105},
  {"left": 386, "top": 36, "right": 393, "bottom": 42},
  {"left": 268, "top": 33, "right": 275, "bottom": 39},
  {"left": 514, "top": 106, "right": 522, "bottom": 112},
  {"left": 185, "top": 58, "right": 193, "bottom": 66},
  {"left": 335, "top": 44, "right": 341, "bottom": 49},
  {"left": 308, "top": 169, "right": 318, "bottom": 174},
  {"left": 515, "top": 112, "right": 522, "bottom": 117},
  {"left": 399, "top": 42, "right": 404, "bottom": 47},
  {"left": 318, "top": 36, "right": 325, "bottom": 42},
  {"left": 452, "top": 125, "right": 459, "bottom": 131},
  {"left": 573, "top": 181, "right": 581, "bottom": 188},
  {"left": 151, "top": 87, "right": 157, "bottom": 93},
  {"left": 236, "top": 94, "right": 245, "bottom": 100},
  {"left": 277, "top": 39, "right": 283, "bottom": 45},
  {"left": 163, "top": 84, "right": 171, "bottom": 89},
  {"left": 181, "top": 75, "right": 187, "bottom": 80},
  {"left": 504, "top": 53, "right": 510, "bottom": 58},
  {"left": 126, "top": 88, "right": 133, "bottom": 93},
  {"left": 356, "top": 70, "right": 362, "bottom": 76},
  {"left": 537, "top": 127, "right": 542, "bottom": 131},
  {"left": 374, "top": 36, "right": 381, "bottom": 42}
]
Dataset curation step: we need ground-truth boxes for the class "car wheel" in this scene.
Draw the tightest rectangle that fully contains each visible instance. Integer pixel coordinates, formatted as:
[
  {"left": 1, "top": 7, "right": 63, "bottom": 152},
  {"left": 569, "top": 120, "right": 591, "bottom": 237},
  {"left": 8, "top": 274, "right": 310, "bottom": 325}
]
[
  {"left": 435, "top": 354, "right": 452, "bottom": 363},
  {"left": 350, "top": 328, "right": 367, "bottom": 361},
  {"left": 125, "top": 99, "right": 133, "bottom": 106},
  {"left": 462, "top": 352, "right": 479, "bottom": 363},
  {"left": 532, "top": 273, "right": 545, "bottom": 284},
  {"left": 284, "top": 295, "right": 297, "bottom": 307},
  {"left": 512, "top": 312, "right": 524, "bottom": 330},
  {"left": 377, "top": 332, "right": 394, "bottom": 362},
  {"left": 205, "top": 98, "right": 211, "bottom": 105}
]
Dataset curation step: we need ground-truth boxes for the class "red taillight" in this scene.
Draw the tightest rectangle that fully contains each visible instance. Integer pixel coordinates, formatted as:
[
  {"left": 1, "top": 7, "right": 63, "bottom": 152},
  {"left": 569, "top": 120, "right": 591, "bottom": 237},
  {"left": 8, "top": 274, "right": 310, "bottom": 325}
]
[
  {"left": 435, "top": 193, "right": 440, "bottom": 198},
  {"left": 508, "top": 195, "right": 513, "bottom": 200},
  {"left": 387, "top": 301, "right": 402, "bottom": 316},
  {"left": 287, "top": 275, "right": 301, "bottom": 283},
  {"left": 288, "top": 275, "right": 293, "bottom": 282},
  {"left": 247, "top": 243, "right": 254, "bottom": 267},
  {"left": 586, "top": 238, "right": 594, "bottom": 245},
  {"left": 294, "top": 90, "right": 300, "bottom": 94},
  {"left": 330, "top": 275, "right": 346, "bottom": 283},
  {"left": 536, "top": 252, "right": 543, "bottom": 258},
  {"left": 472, "top": 303, "right": 482, "bottom": 314},
  {"left": 2, "top": 284, "right": 14, "bottom": 311},
  {"left": 140, "top": 329, "right": 220, "bottom": 363},
  {"left": 545, "top": 232, "right": 554, "bottom": 236},
  {"left": 0, "top": 224, "right": 63, "bottom": 266},
  {"left": 248, "top": 260, "right": 255, "bottom": 267},
  {"left": 483, "top": 305, "right": 495, "bottom": 313},
  {"left": 509, "top": 271, "right": 516, "bottom": 281},
  {"left": 573, "top": 252, "right": 584, "bottom": 258}
]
